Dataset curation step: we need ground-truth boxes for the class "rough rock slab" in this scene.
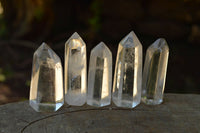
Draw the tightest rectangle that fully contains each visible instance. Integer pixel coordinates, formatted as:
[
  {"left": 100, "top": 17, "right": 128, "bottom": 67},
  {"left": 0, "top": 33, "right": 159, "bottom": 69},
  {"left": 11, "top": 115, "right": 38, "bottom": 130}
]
[{"left": 0, "top": 94, "right": 200, "bottom": 133}]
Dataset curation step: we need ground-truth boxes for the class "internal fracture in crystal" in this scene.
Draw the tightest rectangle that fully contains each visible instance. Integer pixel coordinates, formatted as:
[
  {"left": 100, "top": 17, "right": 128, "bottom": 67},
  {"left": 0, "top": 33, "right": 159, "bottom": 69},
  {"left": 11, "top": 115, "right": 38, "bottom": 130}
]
[
  {"left": 65, "top": 32, "right": 87, "bottom": 106},
  {"left": 142, "top": 38, "right": 169, "bottom": 105},
  {"left": 87, "top": 42, "right": 112, "bottom": 107},
  {"left": 112, "top": 31, "right": 142, "bottom": 108},
  {"left": 29, "top": 43, "right": 64, "bottom": 112}
]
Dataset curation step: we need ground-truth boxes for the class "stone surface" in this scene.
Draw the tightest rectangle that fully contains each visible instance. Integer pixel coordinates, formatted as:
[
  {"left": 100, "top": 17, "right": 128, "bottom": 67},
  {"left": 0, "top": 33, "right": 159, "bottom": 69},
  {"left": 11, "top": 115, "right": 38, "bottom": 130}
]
[
  {"left": 0, "top": 94, "right": 200, "bottom": 133},
  {"left": 142, "top": 38, "right": 169, "bottom": 105},
  {"left": 65, "top": 32, "right": 87, "bottom": 106},
  {"left": 87, "top": 42, "right": 112, "bottom": 107},
  {"left": 112, "top": 31, "right": 142, "bottom": 108},
  {"left": 29, "top": 43, "right": 64, "bottom": 112}
]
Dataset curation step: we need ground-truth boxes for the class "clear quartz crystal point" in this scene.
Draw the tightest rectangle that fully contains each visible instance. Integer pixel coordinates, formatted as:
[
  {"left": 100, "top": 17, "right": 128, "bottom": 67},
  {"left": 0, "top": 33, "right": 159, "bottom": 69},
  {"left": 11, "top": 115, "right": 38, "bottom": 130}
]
[
  {"left": 112, "top": 31, "right": 142, "bottom": 108},
  {"left": 65, "top": 32, "right": 87, "bottom": 106},
  {"left": 142, "top": 38, "right": 169, "bottom": 105},
  {"left": 29, "top": 43, "right": 64, "bottom": 112},
  {"left": 87, "top": 42, "right": 112, "bottom": 107}
]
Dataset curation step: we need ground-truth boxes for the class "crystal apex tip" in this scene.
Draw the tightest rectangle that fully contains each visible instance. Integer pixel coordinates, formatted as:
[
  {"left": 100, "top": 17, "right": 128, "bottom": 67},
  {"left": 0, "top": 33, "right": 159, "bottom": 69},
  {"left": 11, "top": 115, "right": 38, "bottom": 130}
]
[
  {"left": 41, "top": 42, "right": 48, "bottom": 46},
  {"left": 98, "top": 41, "right": 106, "bottom": 46},
  {"left": 120, "top": 30, "right": 142, "bottom": 48},
  {"left": 91, "top": 41, "right": 111, "bottom": 57},
  {"left": 156, "top": 38, "right": 169, "bottom": 48},
  {"left": 150, "top": 38, "right": 169, "bottom": 51},
  {"left": 38, "top": 42, "right": 51, "bottom": 50},
  {"left": 129, "top": 30, "right": 135, "bottom": 35},
  {"left": 127, "top": 31, "right": 136, "bottom": 38},
  {"left": 96, "top": 41, "right": 110, "bottom": 50},
  {"left": 157, "top": 38, "right": 166, "bottom": 43},
  {"left": 71, "top": 32, "right": 81, "bottom": 39}
]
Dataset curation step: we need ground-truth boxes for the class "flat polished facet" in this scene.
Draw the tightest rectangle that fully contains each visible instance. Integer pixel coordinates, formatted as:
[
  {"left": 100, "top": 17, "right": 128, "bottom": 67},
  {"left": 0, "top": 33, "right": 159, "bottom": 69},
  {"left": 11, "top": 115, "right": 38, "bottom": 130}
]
[
  {"left": 112, "top": 31, "right": 142, "bottom": 108},
  {"left": 29, "top": 43, "right": 64, "bottom": 112},
  {"left": 142, "top": 38, "right": 169, "bottom": 105},
  {"left": 87, "top": 42, "right": 112, "bottom": 107},
  {"left": 65, "top": 32, "right": 87, "bottom": 106}
]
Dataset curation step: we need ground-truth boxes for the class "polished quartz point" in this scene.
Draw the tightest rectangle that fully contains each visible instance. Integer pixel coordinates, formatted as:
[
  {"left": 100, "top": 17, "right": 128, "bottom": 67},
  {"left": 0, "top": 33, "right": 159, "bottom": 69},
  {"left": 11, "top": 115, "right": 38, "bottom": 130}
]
[
  {"left": 87, "top": 42, "right": 112, "bottom": 107},
  {"left": 112, "top": 31, "right": 142, "bottom": 108},
  {"left": 142, "top": 38, "right": 169, "bottom": 105},
  {"left": 29, "top": 43, "right": 64, "bottom": 112},
  {"left": 65, "top": 32, "right": 87, "bottom": 106}
]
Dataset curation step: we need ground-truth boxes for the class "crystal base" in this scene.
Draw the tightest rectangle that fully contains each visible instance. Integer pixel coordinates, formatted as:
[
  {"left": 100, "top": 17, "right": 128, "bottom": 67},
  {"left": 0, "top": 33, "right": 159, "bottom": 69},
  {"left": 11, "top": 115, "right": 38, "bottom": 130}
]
[
  {"left": 30, "top": 100, "right": 64, "bottom": 112},
  {"left": 87, "top": 99, "right": 110, "bottom": 107},
  {"left": 141, "top": 97, "right": 163, "bottom": 105}
]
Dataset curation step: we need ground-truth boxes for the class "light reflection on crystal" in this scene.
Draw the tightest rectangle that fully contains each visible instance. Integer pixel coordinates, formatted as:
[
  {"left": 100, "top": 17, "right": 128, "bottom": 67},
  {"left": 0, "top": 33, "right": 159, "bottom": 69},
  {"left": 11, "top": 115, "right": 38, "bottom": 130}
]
[{"left": 101, "top": 57, "right": 109, "bottom": 99}]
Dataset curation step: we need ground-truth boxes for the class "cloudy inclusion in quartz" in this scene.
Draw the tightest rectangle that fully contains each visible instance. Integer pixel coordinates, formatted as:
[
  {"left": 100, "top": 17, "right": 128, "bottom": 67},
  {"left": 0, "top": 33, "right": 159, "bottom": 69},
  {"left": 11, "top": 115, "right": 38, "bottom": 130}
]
[
  {"left": 29, "top": 43, "right": 64, "bottom": 112},
  {"left": 65, "top": 32, "right": 87, "bottom": 106},
  {"left": 112, "top": 31, "right": 142, "bottom": 108},
  {"left": 142, "top": 38, "right": 169, "bottom": 105},
  {"left": 87, "top": 42, "right": 112, "bottom": 107}
]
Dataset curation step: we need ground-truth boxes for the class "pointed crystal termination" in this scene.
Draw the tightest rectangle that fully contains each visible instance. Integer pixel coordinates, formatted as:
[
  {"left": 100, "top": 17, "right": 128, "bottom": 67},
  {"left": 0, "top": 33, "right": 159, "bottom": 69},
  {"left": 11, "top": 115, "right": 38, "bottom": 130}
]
[
  {"left": 29, "top": 43, "right": 64, "bottom": 112},
  {"left": 142, "top": 38, "right": 169, "bottom": 105},
  {"left": 87, "top": 42, "right": 112, "bottom": 107},
  {"left": 65, "top": 32, "right": 87, "bottom": 106},
  {"left": 112, "top": 31, "right": 143, "bottom": 108}
]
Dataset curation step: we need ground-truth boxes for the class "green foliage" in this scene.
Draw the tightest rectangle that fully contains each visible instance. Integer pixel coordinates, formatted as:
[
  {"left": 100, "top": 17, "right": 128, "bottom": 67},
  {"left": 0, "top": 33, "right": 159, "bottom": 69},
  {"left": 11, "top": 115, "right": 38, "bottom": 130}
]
[
  {"left": 0, "top": 68, "right": 6, "bottom": 82},
  {"left": 0, "top": 15, "right": 7, "bottom": 37},
  {"left": 25, "top": 80, "right": 31, "bottom": 87},
  {"left": 34, "top": 7, "right": 44, "bottom": 21},
  {"left": 88, "top": 0, "right": 102, "bottom": 32},
  {"left": 20, "top": 98, "right": 28, "bottom": 101},
  {"left": 3, "top": 67, "right": 14, "bottom": 79},
  {"left": 89, "top": 16, "right": 101, "bottom": 31},
  {"left": 0, "top": 67, "right": 14, "bottom": 82}
]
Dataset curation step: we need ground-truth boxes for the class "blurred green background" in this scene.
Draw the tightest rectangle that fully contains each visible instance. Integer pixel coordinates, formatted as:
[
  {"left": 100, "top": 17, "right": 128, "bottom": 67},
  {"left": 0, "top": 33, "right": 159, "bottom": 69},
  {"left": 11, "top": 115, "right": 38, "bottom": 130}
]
[{"left": 0, "top": 0, "right": 199, "bottom": 104}]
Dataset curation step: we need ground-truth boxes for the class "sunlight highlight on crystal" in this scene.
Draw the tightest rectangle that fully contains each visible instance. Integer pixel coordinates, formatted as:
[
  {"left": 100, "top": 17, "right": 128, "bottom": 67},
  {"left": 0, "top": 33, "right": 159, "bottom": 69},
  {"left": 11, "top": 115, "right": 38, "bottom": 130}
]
[
  {"left": 65, "top": 32, "right": 87, "bottom": 106},
  {"left": 29, "top": 43, "right": 64, "bottom": 112},
  {"left": 87, "top": 42, "right": 112, "bottom": 107},
  {"left": 112, "top": 31, "right": 142, "bottom": 108},
  {"left": 142, "top": 38, "right": 169, "bottom": 105}
]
